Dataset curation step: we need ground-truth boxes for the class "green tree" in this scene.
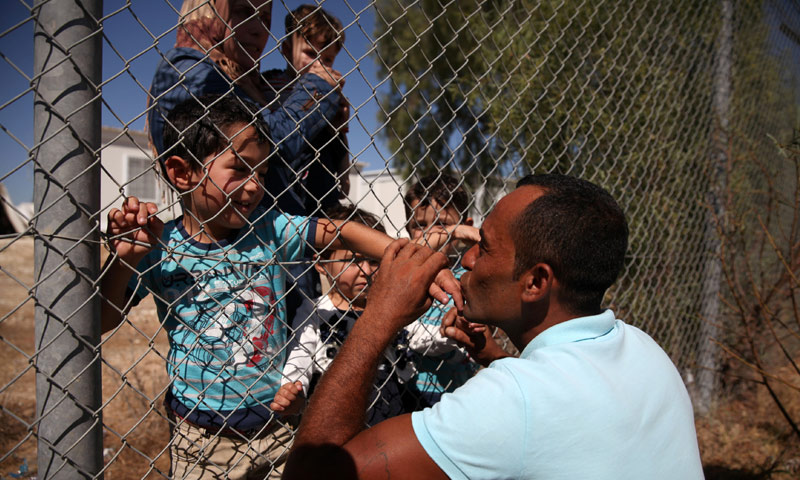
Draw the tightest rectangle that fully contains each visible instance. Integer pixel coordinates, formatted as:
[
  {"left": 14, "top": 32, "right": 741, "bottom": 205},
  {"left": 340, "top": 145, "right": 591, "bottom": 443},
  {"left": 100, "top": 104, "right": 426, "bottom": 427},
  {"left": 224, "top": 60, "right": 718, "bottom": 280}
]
[{"left": 372, "top": 0, "right": 799, "bottom": 380}]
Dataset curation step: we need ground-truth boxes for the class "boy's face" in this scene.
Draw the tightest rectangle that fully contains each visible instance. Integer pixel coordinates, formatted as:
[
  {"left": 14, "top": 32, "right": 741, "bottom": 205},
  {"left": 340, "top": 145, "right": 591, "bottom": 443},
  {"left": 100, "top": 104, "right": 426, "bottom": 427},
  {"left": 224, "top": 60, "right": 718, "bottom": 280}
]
[
  {"left": 407, "top": 199, "right": 465, "bottom": 253},
  {"left": 283, "top": 32, "right": 339, "bottom": 75},
  {"left": 184, "top": 124, "right": 270, "bottom": 241},
  {"left": 316, "top": 249, "right": 378, "bottom": 304}
]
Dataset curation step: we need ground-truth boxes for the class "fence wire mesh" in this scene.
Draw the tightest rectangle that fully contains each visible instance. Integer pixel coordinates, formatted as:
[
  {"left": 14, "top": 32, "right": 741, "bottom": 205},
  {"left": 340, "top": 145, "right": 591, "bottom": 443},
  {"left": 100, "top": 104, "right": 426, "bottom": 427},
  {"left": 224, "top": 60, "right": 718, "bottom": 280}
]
[{"left": 1, "top": 0, "right": 799, "bottom": 478}]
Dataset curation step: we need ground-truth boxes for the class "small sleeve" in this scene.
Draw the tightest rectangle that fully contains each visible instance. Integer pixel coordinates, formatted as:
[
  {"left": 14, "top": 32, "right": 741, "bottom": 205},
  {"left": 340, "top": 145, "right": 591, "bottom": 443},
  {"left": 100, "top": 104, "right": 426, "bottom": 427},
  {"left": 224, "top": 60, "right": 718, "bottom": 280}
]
[
  {"left": 270, "top": 212, "right": 318, "bottom": 262},
  {"left": 406, "top": 302, "right": 462, "bottom": 356},
  {"left": 411, "top": 363, "right": 527, "bottom": 480},
  {"left": 282, "top": 299, "right": 323, "bottom": 393}
]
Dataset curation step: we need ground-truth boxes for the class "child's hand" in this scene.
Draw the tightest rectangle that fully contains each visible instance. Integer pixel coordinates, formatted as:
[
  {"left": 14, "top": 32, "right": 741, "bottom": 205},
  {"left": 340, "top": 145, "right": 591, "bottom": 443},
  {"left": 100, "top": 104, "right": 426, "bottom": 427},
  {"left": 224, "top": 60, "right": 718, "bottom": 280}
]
[
  {"left": 270, "top": 381, "right": 306, "bottom": 416},
  {"left": 106, "top": 197, "right": 163, "bottom": 265},
  {"left": 430, "top": 268, "right": 463, "bottom": 313},
  {"left": 306, "top": 61, "right": 343, "bottom": 89},
  {"left": 418, "top": 224, "right": 480, "bottom": 252},
  {"left": 440, "top": 308, "right": 508, "bottom": 367}
]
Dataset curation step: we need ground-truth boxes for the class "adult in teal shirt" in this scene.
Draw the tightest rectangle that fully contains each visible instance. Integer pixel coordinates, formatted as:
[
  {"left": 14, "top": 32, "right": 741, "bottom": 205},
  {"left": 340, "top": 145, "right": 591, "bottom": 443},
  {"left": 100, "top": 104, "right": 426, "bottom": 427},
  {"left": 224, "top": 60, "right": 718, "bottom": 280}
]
[{"left": 283, "top": 174, "right": 704, "bottom": 480}]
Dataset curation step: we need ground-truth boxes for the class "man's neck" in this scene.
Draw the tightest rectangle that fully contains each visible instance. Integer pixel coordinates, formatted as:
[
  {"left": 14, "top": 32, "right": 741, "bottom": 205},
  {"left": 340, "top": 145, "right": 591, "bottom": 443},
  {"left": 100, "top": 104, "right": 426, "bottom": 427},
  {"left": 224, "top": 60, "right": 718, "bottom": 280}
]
[{"left": 515, "top": 303, "right": 586, "bottom": 351}]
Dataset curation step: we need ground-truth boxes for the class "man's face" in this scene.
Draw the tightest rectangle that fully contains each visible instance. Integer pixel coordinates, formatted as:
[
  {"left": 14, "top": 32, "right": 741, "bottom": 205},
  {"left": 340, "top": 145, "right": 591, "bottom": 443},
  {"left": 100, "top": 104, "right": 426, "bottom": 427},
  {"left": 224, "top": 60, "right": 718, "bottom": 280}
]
[{"left": 460, "top": 186, "right": 544, "bottom": 325}]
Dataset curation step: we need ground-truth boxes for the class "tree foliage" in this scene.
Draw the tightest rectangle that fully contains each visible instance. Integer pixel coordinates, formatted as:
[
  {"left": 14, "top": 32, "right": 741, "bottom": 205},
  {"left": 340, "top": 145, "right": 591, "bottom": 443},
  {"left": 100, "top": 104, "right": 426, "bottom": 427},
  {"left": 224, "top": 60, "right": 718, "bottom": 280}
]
[
  {"left": 373, "top": 0, "right": 717, "bottom": 189},
  {"left": 372, "top": 0, "right": 800, "bottom": 378}
]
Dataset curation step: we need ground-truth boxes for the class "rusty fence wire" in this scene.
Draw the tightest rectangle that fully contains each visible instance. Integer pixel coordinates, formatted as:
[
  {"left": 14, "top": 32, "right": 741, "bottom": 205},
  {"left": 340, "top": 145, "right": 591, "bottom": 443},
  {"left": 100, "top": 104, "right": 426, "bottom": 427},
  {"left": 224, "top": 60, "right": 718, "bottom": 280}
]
[{"left": 1, "top": 0, "right": 799, "bottom": 478}]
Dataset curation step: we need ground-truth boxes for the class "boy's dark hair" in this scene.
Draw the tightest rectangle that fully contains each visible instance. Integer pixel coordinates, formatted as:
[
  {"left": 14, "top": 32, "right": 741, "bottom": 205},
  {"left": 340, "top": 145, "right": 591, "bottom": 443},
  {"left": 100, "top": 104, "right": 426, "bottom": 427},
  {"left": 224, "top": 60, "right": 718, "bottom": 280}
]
[
  {"left": 321, "top": 204, "right": 385, "bottom": 258},
  {"left": 162, "top": 94, "right": 270, "bottom": 182},
  {"left": 285, "top": 4, "right": 345, "bottom": 51},
  {"left": 512, "top": 174, "right": 629, "bottom": 315},
  {"left": 403, "top": 173, "right": 471, "bottom": 226}
]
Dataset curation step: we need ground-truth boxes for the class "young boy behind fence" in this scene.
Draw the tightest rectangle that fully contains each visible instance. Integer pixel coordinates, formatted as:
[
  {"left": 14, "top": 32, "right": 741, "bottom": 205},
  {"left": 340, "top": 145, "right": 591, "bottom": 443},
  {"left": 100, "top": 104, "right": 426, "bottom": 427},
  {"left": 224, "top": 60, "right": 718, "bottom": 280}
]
[
  {"left": 99, "top": 94, "right": 439, "bottom": 479},
  {"left": 271, "top": 205, "right": 416, "bottom": 426},
  {"left": 264, "top": 4, "right": 350, "bottom": 214},
  {"left": 403, "top": 174, "right": 481, "bottom": 408}
]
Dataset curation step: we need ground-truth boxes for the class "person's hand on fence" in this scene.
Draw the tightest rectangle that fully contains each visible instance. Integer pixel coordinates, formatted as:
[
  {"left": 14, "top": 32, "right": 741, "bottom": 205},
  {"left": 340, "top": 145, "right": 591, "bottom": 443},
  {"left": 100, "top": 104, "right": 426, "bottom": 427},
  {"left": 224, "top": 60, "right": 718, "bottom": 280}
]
[
  {"left": 270, "top": 381, "right": 306, "bottom": 416},
  {"left": 364, "top": 239, "right": 453, "bottom": 332},
  {"left": 440, "top": 307, "right": 509, "bottom": 367},
  {"left": 416, "top": 224, "right": 480, "bottom": 253},
  {"left": 106, "top": 196, "right": 163, "bottom": 266},
  {"left": 306, "top": 60, "right": 343, "bottom": 89}
]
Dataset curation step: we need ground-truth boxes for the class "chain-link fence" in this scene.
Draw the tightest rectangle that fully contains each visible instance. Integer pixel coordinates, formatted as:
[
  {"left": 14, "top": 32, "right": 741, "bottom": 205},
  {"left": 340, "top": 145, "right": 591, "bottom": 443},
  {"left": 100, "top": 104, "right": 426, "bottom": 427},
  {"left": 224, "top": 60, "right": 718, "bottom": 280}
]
[{"left": 1, "top": 0, "right": 798, "bottom": 478}]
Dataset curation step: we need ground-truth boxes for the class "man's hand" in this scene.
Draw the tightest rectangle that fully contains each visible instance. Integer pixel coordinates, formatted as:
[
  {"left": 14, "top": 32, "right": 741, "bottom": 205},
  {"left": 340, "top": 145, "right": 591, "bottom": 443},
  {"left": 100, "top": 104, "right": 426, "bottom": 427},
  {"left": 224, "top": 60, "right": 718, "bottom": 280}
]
[
  {"left": 270, "top": 381, "right": 306, "bottom": 416},
  {"left": 441, "top": 308, "right": 510, "bottom": 367},
  {"left": 365, "top": 238, "right": 450, "bottom": 332},
  {"left": 106, "top": 197, "right": 163, "bottom": 266}
]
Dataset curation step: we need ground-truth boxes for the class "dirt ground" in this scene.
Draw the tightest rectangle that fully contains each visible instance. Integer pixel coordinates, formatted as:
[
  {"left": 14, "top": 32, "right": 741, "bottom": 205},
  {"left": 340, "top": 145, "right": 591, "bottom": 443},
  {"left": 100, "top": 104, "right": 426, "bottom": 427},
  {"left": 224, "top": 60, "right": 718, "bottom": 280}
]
[{"left": 1, "top": 237, "right": 798, "bottom": 479}]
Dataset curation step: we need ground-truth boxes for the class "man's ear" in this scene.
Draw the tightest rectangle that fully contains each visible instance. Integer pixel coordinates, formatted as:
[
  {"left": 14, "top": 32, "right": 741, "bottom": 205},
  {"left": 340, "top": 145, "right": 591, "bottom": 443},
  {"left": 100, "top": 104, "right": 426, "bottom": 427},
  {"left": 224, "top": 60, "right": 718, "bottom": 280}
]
[
  {"left": 164, "top": 155, "right": 195, "bottom": 192},
  {"left": 464, "top": 217, "right": 474, "bottom": 227},
  {"left": 521, "top": 263, "right": 554, "bottom": 303}
]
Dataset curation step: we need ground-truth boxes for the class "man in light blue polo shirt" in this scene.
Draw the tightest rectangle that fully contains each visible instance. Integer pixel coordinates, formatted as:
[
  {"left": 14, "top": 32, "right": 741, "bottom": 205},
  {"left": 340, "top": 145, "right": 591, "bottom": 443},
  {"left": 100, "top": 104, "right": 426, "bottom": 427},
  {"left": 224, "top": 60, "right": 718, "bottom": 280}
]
[{"left": 284, "top": 174, "right": 704, "bottom": 479}]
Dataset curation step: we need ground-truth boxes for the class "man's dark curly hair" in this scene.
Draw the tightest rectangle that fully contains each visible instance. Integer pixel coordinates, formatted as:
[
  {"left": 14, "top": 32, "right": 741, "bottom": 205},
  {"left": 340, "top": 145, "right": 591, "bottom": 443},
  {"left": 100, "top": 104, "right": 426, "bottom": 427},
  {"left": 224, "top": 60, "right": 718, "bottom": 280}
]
[
  {"left": 512, "top": 174, "right": 628, "bottom": 315},
  {"left": 162, "top": 94, "right": 270, "bottom": 184}
]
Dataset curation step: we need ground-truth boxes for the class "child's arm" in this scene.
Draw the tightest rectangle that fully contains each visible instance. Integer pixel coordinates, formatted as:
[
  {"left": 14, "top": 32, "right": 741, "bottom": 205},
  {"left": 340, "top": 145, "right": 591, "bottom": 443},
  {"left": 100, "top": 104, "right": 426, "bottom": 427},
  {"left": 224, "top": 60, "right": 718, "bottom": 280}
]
[
  {"left": 420, "top": 224, "right": 481, "bottom": 252},
  {"left": 315, "top": 219, "right": 464, "bottom": 309},
  {"left": 270, "top": 381, "right": 306, "bottom": 415},
  {"left": 100, "top": 197, "right": 163, "bottom": 334}
]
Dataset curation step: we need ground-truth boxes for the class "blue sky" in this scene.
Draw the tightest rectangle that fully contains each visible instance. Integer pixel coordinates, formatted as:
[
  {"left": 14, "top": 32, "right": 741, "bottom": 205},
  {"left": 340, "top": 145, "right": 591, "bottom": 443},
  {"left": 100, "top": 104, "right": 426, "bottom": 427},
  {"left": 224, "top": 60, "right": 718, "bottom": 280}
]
[{"left": 0, "top": 0, "right": 391, "bottom": 205}]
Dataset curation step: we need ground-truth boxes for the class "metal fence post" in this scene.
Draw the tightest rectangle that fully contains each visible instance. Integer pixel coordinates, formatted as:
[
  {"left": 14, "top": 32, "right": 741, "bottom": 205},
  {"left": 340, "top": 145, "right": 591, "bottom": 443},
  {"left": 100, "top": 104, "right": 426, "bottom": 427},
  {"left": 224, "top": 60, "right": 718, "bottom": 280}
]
[
  {"left": 695, "top": 0, "right": 732, "bottom": 415},
  {"left": 33, "top": 0, "right": 103, "bottom": 478}
]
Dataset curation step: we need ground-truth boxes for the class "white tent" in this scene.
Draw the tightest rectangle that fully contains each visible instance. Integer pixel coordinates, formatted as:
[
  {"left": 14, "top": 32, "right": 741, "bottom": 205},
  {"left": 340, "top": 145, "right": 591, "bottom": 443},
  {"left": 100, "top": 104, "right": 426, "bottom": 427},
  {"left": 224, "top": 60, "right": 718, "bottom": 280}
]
[{"left": 0, "top": 183, "right": 29, "bottom": 234}]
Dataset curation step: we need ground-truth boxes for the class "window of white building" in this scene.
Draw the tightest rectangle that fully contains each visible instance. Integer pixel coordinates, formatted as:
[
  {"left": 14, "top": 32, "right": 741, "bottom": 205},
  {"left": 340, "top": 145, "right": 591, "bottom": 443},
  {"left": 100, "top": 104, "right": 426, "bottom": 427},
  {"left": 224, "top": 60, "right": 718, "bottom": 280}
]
[{"left": 125, "top": 156, "right": 158, "bottom": 202}]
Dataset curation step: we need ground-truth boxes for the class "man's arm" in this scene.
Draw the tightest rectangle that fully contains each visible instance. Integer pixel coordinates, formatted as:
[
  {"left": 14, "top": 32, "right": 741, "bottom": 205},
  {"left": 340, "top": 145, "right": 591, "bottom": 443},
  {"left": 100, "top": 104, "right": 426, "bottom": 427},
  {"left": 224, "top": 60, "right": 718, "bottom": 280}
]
[{"left": 284, "top": 240, "right": 451, "bottom": 480}]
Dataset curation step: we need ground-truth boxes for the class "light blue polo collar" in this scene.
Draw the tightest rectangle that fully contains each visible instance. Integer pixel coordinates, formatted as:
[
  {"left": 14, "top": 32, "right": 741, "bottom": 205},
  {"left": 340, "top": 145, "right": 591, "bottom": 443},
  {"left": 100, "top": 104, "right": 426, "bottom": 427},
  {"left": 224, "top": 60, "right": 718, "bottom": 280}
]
[{"left": 521, "top": 310, "right": 617, "bottom": 358}]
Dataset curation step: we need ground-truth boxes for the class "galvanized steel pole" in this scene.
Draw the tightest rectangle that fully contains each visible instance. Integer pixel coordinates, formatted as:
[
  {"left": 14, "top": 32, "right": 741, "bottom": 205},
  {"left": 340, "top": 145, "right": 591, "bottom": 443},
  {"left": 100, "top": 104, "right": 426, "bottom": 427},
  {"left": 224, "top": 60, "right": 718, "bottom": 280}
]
[
  {"left": 33, "top": 0, "right": 103, "bottom": 478},
  {"left": 696, "top": 0, "right": 732, "bottom": 415}
]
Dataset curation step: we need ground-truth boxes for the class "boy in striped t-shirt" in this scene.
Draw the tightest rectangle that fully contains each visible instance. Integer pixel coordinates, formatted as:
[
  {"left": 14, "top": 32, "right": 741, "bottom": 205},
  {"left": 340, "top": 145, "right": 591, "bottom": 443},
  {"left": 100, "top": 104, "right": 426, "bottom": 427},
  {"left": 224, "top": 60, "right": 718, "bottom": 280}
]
[{"left": 100, "top": 95, "right": 458, "bottom": 479}]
